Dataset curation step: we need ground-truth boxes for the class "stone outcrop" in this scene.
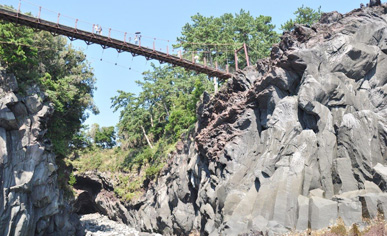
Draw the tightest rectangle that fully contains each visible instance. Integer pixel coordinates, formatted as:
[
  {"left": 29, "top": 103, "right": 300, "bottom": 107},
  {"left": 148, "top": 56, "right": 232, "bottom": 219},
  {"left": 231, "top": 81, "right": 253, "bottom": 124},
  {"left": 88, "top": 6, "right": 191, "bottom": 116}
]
[
  {"left": 126, "top": 2, "right": 387, "bottom": 235},
  {"left": 73, "top": 171, "right": 133, "bottom": 225},
  {"left": 0, "top": 71, "right": 82, "bottom": 235}
]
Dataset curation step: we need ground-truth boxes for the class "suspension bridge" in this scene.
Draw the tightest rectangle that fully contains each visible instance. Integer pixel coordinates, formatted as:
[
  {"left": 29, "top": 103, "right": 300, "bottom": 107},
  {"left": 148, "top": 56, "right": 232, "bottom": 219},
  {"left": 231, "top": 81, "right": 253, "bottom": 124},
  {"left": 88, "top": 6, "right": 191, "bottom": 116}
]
[{"left": 0, "top": 2, "right": 248, "bottom": 81}]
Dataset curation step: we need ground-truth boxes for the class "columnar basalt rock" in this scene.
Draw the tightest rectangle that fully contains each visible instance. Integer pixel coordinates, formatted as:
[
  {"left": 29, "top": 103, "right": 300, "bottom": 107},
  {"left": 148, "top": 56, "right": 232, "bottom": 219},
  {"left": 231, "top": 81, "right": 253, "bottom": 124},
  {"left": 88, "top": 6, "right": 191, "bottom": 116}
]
[
  {"left": 0, "top": 71, "right": 82, "bottom": 236},
  {"left": 126, "top": 3, "right": 387, "bottom": 236}
]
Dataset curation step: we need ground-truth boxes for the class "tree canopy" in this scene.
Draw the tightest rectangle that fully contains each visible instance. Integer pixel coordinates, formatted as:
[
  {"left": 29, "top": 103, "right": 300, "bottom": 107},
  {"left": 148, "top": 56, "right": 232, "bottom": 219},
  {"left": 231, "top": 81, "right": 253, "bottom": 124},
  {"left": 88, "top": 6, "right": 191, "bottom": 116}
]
[
  {"left": 175, "top": 9, "right": 279, "bottom": 70},
  {"left": 0, "top": 16, "right": 98, "bottom": 157},
  {"left": 94, "top": 126, "right": 116, "bottom": 149},
  {"left": 112, "top": 64, "right": 212, "bottom": 150},
  {"left": 280, "top": 5, "right": 322, "bottom": 31}
]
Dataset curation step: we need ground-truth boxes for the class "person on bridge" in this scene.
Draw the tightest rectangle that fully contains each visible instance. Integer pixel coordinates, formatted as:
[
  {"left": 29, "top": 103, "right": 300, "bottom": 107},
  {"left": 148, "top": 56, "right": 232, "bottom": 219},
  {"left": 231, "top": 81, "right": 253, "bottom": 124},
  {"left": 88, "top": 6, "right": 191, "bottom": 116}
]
[
  {"left": 194, "top": 55, "right": 199, "bottom": 63},
  {"left": 98, "top": 26, "right": 103, "bottom": 35},
  {"left": 134, "top": 35, "right": 138, "bottom": 45},
  {"left": 94, "top": 24, "right": 99, "bottom": 34}
]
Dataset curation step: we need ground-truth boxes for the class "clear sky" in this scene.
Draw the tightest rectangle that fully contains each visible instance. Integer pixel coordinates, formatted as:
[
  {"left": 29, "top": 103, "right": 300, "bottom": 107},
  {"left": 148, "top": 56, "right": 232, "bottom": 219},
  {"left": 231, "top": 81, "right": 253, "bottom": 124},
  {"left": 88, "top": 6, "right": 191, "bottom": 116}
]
[{"left": 2, "top": 0, "right": 365, "bottom": 128}]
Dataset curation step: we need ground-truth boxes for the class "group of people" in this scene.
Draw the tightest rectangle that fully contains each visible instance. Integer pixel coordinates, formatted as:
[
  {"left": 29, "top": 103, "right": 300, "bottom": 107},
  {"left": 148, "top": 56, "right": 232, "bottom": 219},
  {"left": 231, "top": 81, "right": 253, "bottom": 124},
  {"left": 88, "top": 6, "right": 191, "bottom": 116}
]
[
  {"left": 94, "top": 24, "right": 102, "bottom": 35},
  {"left": 94, "top": 24, "right": 141, "bottom": 46},
  {"left": 93, "top": 24, "right": 143, "bottom": 47}
]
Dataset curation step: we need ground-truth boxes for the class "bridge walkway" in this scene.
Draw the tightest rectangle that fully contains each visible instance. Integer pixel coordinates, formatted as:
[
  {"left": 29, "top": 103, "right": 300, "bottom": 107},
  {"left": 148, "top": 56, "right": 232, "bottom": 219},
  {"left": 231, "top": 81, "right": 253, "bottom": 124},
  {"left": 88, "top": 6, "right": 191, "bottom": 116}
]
[{"left": 0, "top": 7, "right": 232, "bottom": 80}]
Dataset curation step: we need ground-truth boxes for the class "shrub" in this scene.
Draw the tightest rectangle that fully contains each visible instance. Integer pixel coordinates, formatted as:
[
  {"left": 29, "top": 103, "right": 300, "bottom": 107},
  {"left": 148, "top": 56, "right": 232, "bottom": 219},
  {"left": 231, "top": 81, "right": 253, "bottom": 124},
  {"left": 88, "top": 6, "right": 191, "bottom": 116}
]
[{"left": 145, "top": 163, "right": 164, "bottom": 179}]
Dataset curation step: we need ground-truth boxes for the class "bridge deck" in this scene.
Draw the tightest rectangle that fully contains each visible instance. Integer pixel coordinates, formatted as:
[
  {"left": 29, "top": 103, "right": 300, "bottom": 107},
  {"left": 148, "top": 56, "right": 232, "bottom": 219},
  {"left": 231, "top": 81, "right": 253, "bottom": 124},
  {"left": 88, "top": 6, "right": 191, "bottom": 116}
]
[{"left": 0, "top": 8, "right": 232, "bottom": 80}]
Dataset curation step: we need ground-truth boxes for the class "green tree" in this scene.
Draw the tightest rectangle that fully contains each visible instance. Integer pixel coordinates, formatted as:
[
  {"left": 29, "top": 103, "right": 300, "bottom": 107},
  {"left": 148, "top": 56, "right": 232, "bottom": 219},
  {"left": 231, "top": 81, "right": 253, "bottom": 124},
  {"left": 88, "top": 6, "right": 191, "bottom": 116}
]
[
  {"left": 111, "top": 91, "right": 152, "bottom": 148},
  {"left": 0, "top": 22, "right": 37, "bottom": 79},
  {"left": 94, "top": 126, "right": 116, "bottom": 149},
  {"left": 280, "top": 5, "right": 322, "bottom": 31},
  {"left": 0, "top": 19, "right": 98, "bottom": 157},
  {"left": 71, "top": 125, "right": 92, "bottom": 150},
  {"left": 112, "top": 64, "right": 212, "bottom": 148},
  {"left": 176, "top": 10, "right": 279, "bottom": 69}
]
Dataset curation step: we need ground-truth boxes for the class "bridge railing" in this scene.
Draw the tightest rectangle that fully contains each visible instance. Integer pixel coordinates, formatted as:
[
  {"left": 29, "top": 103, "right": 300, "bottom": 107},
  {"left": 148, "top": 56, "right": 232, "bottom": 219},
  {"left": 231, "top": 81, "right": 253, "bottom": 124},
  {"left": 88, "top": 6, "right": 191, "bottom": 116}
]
[
  {"left": 0, "top": 1, "right": 250, "bottom": 78},
  {"left": 11, "top": 1, "right": 188, "bottom": 57}
]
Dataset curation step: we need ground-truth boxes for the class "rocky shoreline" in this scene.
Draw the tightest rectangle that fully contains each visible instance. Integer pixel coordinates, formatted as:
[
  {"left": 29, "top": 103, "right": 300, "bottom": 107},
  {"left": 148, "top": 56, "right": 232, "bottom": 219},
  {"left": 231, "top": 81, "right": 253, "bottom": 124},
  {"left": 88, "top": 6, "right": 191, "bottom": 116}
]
[{"left": 80, "top": 213, "right": 161, "bottom": 236}]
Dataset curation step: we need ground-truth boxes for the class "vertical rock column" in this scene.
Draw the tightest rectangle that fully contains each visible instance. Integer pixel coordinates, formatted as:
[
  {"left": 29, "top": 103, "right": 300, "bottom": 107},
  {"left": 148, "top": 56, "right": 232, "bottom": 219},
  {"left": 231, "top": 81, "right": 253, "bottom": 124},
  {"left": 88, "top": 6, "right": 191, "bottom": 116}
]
[{"left": 0, "top": 71, "right": 80, "bottom": 236}]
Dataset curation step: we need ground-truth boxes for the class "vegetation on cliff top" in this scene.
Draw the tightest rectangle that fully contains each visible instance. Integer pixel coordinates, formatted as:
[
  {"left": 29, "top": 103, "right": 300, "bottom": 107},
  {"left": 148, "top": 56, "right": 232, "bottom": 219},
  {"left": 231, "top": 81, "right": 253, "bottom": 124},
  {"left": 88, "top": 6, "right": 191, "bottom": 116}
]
[{"left": 280, "top": 5, "right": 322, "bottom": 31}]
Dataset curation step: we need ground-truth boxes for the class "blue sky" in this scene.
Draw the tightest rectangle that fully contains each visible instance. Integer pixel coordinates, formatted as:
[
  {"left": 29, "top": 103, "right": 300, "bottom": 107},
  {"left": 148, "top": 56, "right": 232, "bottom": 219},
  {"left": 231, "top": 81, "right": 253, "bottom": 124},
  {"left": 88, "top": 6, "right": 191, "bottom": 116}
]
[{"left": 3, "top": 0, "right": 364, "bottom": 128}]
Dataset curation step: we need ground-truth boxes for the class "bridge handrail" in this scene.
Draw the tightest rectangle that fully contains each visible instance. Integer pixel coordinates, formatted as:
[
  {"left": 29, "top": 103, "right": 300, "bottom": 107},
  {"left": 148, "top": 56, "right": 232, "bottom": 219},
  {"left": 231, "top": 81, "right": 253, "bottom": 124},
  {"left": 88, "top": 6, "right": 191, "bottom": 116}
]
[{"left": 0, "top": 5, "right": 232, "bottom": 80}]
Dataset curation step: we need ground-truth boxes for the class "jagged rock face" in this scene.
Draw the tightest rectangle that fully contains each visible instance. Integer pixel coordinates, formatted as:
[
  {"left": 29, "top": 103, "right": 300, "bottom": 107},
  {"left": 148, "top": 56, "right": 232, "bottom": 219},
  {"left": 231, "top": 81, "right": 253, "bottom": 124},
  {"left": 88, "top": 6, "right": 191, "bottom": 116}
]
[
  {"left": 73, "top": 171, "right": 133, "bottom": 225},
  {"left": 0, "top": 72, "right": 82, "bottom": 236},
  {"left": 127, "top": 3, "right": 387, "bottom": 236}
]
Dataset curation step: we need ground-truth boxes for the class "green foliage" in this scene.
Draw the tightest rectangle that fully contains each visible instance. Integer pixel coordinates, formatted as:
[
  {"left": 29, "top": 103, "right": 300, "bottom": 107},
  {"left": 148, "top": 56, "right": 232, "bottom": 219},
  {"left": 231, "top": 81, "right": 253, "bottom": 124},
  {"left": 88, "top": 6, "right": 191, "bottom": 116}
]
[
  {"left": 112, "top": 64, "right": 212, "bottom": 149},
  {"left": 330, "top": 224, "right": 347, "bottom": 236},
  {"left": 0, "top": 19, "right": 38, "bottom": 80},
  {"left": 280, "top": 5, "right": 322, "bottom": 31},
  {"left": 56, "top": 158, "right": 76, "bottom": 199},
  {"left": 0, "top": 20, "right": 98, "bottom": 158},
  {"left": 132, "top": 146, "right": 155, "bottom": 165},
  {"left": 71, "top": 125, "right": 92, "bottom": 150},
  {"left": 176, "top": 9, "right": 279, "bottom": 69},
  {"left": 114, "top": 178, "right": 143, "bottom": 202},
  {"left": 68, "top": 172, "right": 77, "bottom": 186},
  {"left": 145, "top": 163, "right": 164, "bottom": 179},
  {"left": 349, "top": 224, "right": 360, "bottom": 236},
  {"left": 110, "top": 9, "right": 279, "bottom": 181},
  {"left": 93, "top": 125, "right": 116, "bottom": 149},
  {"left": 72, "top": 147, "right": 125, "bottom": 173}
]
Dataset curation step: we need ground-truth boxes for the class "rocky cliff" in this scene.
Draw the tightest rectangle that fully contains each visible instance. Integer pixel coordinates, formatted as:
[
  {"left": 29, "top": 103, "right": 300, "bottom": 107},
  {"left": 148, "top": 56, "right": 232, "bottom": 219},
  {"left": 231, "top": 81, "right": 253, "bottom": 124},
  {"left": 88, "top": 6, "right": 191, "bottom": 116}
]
[
  {"left": 0, "top": 72, "right": 82, "bottom": 235},
  {"left": 125, "top": 3, "right": 387, "bottom": 235}
]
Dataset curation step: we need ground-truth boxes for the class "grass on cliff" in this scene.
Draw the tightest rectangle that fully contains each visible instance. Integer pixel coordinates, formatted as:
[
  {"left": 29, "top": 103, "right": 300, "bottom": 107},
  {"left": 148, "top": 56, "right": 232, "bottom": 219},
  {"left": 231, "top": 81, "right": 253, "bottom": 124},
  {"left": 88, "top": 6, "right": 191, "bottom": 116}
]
[{"left": 70, "top": 138, "right": 177, "bottom": 202}]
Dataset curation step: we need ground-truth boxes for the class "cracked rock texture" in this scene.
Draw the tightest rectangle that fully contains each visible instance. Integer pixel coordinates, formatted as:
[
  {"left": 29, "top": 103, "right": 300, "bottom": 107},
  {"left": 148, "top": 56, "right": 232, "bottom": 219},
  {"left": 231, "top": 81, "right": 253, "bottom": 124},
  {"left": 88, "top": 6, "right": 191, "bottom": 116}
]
[
  {"left": 0, "top": 71, "right": 82, "bottom": 236},
  {"left": 126, "top": 3, "right": 387, "bottom": 235}
]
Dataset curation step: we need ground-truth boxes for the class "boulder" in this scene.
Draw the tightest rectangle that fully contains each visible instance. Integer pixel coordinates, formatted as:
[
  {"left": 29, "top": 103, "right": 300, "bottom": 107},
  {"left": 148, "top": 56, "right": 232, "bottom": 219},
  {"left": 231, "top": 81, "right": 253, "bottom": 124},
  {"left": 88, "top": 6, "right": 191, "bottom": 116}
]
[
  {"left": 309, "top": 197, "right": 338, "bottom": 230},
  {"left": 338, "top": 198, "right": 362, "bottom": 226}
]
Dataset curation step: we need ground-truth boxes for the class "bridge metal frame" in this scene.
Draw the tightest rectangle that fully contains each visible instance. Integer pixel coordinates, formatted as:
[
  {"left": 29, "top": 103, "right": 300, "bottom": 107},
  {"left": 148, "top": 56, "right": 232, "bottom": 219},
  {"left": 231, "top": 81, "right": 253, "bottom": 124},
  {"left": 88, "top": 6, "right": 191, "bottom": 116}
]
[{"left": 0, "top": 7, "right": 232, "bottom": 80}]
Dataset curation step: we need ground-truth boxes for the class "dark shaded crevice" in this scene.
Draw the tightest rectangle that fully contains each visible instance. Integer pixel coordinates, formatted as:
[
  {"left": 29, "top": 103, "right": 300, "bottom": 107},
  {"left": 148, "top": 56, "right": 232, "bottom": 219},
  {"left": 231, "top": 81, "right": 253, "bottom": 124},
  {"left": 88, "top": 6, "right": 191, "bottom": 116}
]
[
  {"left": 373, "top": 171, "right": 387, "bottom": 191},
  {"left": 254, "top": 177, "right": 261, "bottom": 192},
  {"left": 331, "top": 163, "right": 343, "bottom": 195},
  {"left": 73, "top": 191, "right": 99, "bottom": 215},
  {"left": 253, "top": 108, "right": 263, "bottom": 136},
  {"left": 261, "top": 171, "right": 270, "bottom": 179},
  {"left": 297, "top": 107, "right": 320, "bottom": 133},
  {"left": 363, "top": 65, "right": 377, "bottom": 84},
  {"left": 73, "top": 176, "right": 102, "bottom": 195}
]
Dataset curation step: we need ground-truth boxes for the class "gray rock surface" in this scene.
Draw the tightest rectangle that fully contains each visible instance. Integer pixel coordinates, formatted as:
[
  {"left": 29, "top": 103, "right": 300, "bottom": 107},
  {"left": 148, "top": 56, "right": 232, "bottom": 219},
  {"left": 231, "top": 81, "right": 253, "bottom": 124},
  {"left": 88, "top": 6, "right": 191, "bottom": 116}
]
[
  {"left": 310, "top": 197, "right": 338, "bottom": 230},
  {"left": 80, "top": 213, "right": 162, "bottom": 236},
  {"left": 0, "top": 70, "right": 82, "bottom": 235},
  {"left": 124, "top": 2, "right": 387, "bottom": 235}
]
